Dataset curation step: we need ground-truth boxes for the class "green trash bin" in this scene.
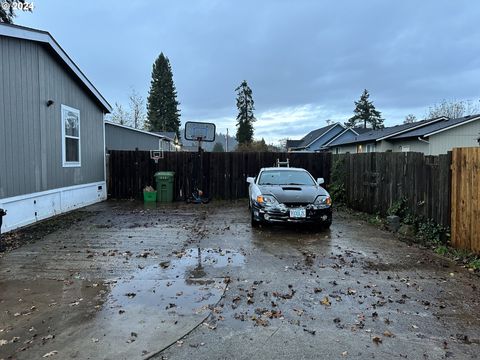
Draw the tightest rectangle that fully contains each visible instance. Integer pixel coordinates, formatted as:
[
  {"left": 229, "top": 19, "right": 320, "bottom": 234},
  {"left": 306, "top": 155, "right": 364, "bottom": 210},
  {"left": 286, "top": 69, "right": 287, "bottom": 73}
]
[{"left": 154, "top": 171, "right": 175, "bottom": 203}]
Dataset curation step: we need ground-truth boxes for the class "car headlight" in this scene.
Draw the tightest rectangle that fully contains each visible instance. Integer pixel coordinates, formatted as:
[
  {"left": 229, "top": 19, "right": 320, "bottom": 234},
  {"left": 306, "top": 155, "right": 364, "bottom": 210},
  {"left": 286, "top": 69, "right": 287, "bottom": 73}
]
[
  {"left": 314, "top": 195, "right": 332, "bottom": 206},
  {"left": 256, "top": 195, "right": 279, "bottom": 205}
]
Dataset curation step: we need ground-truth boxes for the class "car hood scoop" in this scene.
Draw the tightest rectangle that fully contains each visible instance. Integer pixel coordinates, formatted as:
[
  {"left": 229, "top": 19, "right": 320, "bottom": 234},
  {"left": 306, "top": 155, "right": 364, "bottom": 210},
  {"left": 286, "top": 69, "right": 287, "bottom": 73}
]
[{"left": 282, "top": 186, "right": 302, "bottom": 191}]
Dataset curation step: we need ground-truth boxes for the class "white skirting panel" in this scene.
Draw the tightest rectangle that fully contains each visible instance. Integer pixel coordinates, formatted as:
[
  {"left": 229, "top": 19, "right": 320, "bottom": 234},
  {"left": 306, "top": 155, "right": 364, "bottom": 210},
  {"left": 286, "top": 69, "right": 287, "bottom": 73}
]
[{"left": 0, "top": 181, "right": 106, "bottom": 233}]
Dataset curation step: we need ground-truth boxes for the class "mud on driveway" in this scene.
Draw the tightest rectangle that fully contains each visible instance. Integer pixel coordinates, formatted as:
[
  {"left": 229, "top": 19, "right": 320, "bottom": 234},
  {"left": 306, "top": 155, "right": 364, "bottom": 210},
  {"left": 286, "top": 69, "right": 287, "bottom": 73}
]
[{"left": 0, "top": 201, "right": 479, "bottom": 359}]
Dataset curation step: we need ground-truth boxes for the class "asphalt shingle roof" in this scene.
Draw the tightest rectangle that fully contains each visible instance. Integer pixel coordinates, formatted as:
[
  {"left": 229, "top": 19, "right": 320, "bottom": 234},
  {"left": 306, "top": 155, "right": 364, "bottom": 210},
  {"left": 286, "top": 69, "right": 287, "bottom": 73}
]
[
  {"left": 390, "top": 114, "right": 480, "bottom": 139},
  {"left": 155, "top": 132, "right": 177, "bottom": 141},
  {"left": 301, "top": 124, "right": 338, "bottom": 147},
  {"left": 286, "top": 140, "right": 303, "bottom": 148},
  {"left": 289, "top": 124, "right": 339, "bottom": 149},
  {"left": 328, "top": 117, "right": 446, "bottom": 147}
]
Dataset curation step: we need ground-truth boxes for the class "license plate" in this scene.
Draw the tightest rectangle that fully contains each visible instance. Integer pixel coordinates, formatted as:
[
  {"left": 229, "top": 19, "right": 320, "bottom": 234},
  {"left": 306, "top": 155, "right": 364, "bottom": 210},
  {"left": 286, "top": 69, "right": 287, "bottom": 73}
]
[{"left": 289, "top": 208, "right": 306, "bottom": 218}]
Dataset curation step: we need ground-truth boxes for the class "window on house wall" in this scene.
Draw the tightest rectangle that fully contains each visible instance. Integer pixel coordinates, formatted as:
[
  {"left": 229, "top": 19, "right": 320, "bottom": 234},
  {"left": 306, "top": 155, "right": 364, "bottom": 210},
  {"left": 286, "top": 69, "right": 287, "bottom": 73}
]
[
  {"left": 357, "top": 144, "right": 363, "bottom": 153},
  {"left": 401, "top": 145, "right": 410, "bottom": 152},
  {"left": 61, "top": 105, "right": 81, "bottom": 167},
  {"left": 366, "top": 143, "right": 376, "bottom": 153}
]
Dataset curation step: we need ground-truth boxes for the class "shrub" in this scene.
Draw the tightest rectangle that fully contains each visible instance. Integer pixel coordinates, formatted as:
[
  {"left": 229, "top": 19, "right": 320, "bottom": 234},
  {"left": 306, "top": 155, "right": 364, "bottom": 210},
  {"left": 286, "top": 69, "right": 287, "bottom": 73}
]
[{"left": 329, "top": 156, "right": 346, "bottom": 204}]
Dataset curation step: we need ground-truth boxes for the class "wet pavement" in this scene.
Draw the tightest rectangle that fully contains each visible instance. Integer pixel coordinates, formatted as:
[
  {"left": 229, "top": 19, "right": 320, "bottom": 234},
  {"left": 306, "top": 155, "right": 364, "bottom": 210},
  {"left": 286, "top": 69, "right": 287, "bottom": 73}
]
[{"left": 1, "top": 201, "right": 479, "bottom": 359}]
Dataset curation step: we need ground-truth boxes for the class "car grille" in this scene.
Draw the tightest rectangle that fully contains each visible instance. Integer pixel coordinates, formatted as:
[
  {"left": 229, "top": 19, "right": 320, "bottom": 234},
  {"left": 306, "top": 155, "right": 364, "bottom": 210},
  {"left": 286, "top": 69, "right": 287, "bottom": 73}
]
[{"left": 283, "top": 202, "right": 309, "bottom": 208}]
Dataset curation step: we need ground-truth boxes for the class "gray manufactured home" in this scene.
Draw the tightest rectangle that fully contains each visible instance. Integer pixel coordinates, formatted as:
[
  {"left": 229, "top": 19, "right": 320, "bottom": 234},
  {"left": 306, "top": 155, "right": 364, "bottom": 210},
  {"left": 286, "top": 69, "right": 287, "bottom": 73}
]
[
  {"left": 105, "top": 122, "right": 176, "bottom": 151},
  {"left": 0, "top": 24, "right": 112, "bottom": 232}
]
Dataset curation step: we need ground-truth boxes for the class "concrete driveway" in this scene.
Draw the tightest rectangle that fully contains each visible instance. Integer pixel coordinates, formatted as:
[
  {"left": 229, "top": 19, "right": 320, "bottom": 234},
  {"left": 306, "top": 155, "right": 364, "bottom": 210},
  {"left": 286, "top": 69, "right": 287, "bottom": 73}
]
[{"left": 0, "top": 201, "right": 479, "bottom": 359}]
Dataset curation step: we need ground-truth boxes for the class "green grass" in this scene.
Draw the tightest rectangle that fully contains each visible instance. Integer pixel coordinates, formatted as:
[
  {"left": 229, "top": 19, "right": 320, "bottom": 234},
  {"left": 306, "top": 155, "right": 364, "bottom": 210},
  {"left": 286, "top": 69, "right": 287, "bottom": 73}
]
[
  {"left": 434, "top": 245, "right": 449, "bottom": 256},
  {"left": 468, "top": 259, "right": 480, "bottom": 270}
]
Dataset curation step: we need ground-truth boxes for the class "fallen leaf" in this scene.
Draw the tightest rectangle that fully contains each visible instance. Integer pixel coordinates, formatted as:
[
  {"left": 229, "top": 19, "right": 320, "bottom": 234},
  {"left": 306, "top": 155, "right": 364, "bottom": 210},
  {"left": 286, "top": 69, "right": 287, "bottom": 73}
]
[
  {"left": 303, "top": 328, "right": 316, "bottom": 335},
  {"left": 320, "top": 296, "right": 331, "bottom": 306},
  {"left": 372, "top": 336, "right": 382, "bottom": 345}
]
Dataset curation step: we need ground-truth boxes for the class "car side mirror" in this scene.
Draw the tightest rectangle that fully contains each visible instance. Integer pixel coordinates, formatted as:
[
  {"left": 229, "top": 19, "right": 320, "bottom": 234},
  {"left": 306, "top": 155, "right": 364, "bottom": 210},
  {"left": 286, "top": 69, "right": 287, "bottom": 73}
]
[
  {"left": 317, "top": 178, "right": 325, "bottom": 185},
  {"left": 246, "top": 177, "right": 255, "bottom": 184}
]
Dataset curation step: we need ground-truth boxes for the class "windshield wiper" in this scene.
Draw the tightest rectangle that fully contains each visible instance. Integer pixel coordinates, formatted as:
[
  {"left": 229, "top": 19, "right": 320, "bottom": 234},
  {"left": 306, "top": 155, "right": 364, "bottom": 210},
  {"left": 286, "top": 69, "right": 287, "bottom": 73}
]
[{"left": 285, "top": 183, "right": 304, "bottom": 185}]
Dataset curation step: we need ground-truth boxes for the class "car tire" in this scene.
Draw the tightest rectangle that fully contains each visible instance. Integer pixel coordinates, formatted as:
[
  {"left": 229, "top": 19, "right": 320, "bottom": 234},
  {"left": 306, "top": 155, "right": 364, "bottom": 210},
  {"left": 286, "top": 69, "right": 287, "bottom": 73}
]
[{"left": 251, "top": 209, "right": 260, "bottom": 228}]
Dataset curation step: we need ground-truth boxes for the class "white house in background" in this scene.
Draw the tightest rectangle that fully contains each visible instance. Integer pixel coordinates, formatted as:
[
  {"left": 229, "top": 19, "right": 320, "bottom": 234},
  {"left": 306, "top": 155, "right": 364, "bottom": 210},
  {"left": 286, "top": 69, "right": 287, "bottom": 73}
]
[
  {"left": 325, "top": 116, "right": 480, "bottom": 155},
  {"left": 0, "top": 24, "right": 112, "bottom": 232}
]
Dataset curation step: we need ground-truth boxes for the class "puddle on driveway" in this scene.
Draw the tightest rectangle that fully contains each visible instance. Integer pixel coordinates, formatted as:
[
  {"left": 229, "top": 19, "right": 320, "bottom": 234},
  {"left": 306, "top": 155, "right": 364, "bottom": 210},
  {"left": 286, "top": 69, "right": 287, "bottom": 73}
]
[
  {"left": 104, "top": 248, "right": 245, "bottom": 315},
  {"left": 0, "top": 248, "right": 244, "bottom": 360}
]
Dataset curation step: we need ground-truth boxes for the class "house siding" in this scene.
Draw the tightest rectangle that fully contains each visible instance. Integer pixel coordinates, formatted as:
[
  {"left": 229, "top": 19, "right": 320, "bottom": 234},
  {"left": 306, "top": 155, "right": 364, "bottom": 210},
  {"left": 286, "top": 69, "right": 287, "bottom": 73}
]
[
  {"left": 334, "top": 144, "right": 358, "bottom": 154},
  {"left": 428, "top": 120, "right": 480, "bottom": 155},
  {"left": 105, "top": 123, "right": 161, "bottom": 151},
  {"left": 390, "top": 139, "right": 429, "bottom": 153},
  {"left": 377, "top": 140, "right": 393, "bottom": 152},
  {"left": 0, "top": 37, "right": 105, "bottom": 199}
]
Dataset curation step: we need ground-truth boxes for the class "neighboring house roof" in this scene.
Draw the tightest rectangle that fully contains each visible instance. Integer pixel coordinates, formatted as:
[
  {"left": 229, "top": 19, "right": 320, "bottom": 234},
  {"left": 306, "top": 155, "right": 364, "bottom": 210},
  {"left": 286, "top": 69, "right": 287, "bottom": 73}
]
[
  {"left": 289, "top": 123, "right": 344, "bottom": 150},
  {"left": 352, "top": 127, "right": 372, "bottom": 135},
  {"left": 321, "top": 128, "right": 357, "bottom": 148},
  {"left": 105, "top": 121, "right": 171, "bottom": 140},
  {"left": 390, "top": 114, "right": 480, "bottom": 139},
  {"left": 328, "top": 117, "right": 447, "bottom": 147},
  {"left": 0, "top": 23, "right": 112, "bottom": 112},
  {"left": 286, "top": 140, "right": 302, "bottom": 148},
  {"left": 155, "top": 132, "right": 177, "bottom": 142}
]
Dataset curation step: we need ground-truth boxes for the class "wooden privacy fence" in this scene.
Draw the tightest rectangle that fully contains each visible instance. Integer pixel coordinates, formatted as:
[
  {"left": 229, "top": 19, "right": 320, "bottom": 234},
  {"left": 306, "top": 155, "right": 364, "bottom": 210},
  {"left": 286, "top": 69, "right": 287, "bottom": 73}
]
[
  {"left": 341, "top": 152, "right": 451, "bottom": 227},
  {"left": 451, "top": 147, "right": 480, "bottom": 253},
  {"left": 108, "top": 151, "right": 332, "bottom": 200}
]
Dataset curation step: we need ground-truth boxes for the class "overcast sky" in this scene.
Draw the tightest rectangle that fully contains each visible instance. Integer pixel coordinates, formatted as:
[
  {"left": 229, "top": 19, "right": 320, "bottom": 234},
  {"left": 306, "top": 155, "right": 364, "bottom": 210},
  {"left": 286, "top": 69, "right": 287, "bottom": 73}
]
[{"left": 16, "top": 1, "right": 480, "bottom": 143}]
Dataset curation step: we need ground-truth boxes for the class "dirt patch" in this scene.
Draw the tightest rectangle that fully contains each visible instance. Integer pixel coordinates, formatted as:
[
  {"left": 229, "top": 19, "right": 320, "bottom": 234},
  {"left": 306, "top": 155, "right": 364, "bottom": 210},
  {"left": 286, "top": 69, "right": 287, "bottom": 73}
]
[{"left": 0, "top": 210, "right": 96, "bottom": 253}]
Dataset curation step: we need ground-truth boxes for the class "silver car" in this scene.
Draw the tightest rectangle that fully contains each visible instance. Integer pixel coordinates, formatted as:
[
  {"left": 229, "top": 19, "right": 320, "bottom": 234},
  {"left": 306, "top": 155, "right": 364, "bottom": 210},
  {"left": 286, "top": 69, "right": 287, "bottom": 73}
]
[{"left": 246, "top": 167, "right": 332, "bottom": 228}]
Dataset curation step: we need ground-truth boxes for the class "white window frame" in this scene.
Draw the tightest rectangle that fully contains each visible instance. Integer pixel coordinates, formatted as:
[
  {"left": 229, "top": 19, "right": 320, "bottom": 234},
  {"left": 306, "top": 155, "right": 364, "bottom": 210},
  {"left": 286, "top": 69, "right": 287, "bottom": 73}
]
[{"left": 61, "top": 104, "right": 81, "bottom": 167}]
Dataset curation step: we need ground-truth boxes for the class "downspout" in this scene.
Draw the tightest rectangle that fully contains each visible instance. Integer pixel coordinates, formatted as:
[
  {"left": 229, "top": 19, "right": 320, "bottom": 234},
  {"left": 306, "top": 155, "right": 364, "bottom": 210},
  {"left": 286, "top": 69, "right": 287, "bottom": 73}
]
[{"left": 417, "top": 137, "right": 429, "bottom": 144}]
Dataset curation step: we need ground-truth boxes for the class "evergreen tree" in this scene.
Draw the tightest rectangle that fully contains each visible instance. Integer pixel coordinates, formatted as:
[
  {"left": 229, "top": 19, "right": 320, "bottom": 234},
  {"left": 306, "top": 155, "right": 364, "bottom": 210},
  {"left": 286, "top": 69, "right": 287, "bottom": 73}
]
[
  {"left": 212, "top": 142, "right": 225, "bottom": 152},
  {"left": 0, "top": 0, "right": 31, "bottom": 24},
  {"left": 345, "top": 89, "right": 384, "bottom": 129},
  {"left": 235, "top": 80, "right": 256, "bottom": 144},
  {"left": 146, "top": 53, "right": 181, "bottom": 136}
]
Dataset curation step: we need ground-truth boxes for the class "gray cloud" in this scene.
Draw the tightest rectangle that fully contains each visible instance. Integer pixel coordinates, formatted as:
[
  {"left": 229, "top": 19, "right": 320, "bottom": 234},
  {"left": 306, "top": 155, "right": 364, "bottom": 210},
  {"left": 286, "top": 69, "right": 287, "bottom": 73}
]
[{"left": 17, "top": 0, "right": 480, "bottom": 142}]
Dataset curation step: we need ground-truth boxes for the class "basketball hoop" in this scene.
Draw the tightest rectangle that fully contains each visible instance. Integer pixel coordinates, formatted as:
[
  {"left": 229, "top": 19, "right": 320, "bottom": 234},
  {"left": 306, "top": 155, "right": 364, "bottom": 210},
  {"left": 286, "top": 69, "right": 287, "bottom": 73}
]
[
  {"left": 150, "top": 150, "right": 164, "bottom": 164},
  {"left": 185, "top": 121, "right": 216, "bottom": 142}
]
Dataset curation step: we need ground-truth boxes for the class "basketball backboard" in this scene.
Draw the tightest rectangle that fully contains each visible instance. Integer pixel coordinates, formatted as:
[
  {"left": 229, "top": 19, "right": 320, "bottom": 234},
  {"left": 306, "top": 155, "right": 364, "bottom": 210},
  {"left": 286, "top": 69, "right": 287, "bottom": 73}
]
[
  {"left": 150, "top": 150, "right": 164, "bottom": 163},
  {"left": 185, "top": 121, "right": 216, "bottom": 142}
]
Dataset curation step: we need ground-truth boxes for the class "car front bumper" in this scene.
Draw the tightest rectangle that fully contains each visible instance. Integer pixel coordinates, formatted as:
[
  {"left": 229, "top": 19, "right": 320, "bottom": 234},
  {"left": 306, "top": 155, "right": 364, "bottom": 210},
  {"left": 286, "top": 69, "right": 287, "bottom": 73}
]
[{"left": 252, "top": 203, "right": 332, "bottom": 224}]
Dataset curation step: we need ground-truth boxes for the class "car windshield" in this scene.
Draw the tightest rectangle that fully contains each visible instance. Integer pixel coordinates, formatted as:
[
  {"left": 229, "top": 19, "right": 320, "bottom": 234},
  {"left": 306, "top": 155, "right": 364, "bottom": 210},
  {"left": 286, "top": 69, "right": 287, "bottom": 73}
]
[{"left": 258, "top": 170, "right": 316, "bottom": 186}]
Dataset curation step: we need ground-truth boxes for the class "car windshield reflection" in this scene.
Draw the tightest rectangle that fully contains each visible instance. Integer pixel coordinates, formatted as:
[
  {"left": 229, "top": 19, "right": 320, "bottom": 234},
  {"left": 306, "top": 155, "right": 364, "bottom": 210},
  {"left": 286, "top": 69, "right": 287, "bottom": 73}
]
[{"left": 258, "top": 171, "right": 316, "bottom": 186}]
